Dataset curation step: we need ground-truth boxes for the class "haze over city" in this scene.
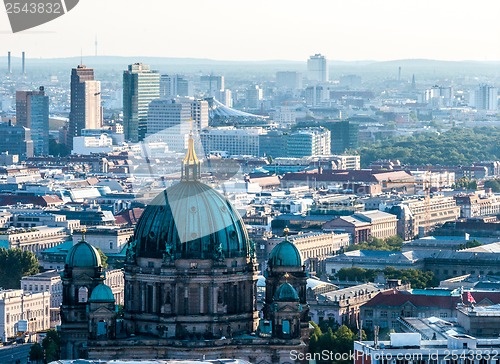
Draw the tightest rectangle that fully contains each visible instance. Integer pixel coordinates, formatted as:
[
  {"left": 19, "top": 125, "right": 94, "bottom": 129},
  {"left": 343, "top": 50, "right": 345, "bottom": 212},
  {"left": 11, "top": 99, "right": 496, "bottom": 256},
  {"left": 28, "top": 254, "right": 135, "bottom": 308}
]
[{"left": 2, "top": 0, "right": 500, "bottom": 61}]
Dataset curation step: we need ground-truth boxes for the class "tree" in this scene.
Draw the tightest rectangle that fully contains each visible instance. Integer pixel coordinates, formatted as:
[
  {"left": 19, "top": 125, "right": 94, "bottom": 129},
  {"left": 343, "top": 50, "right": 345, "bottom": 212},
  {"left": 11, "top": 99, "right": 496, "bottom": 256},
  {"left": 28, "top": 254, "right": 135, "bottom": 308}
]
[
  {"left": 358, "top": 127, "right": 500, "bottom": 167},
  {"left": 334, "top": 267, "right": 378, "bottom": 282},
  {"left": 347, "top": 236, "right": 403, "bottom": 252},
  {"left": 49, "top": 139, "right": 70, "bottom": 157},
  {"left": 0, "top": 248, "right": 39, "bottom": 289},
  {"left": 334, "top": 266, "right": 438, "bottom": 289},
  {"left": 383, "top": 267, "right": 439, "bottom": 289},
  {"left": 29, "top": 342, "right": 44, "bottom": 363},
  {"left": 484, "top": 179, "right": 500, "bottom": 192},
  {"left": 333, "top": 325, "right": 356, "bottom": 357},
  {"left": 458, "top": 239, "right": 482, "bottom": 250},
  {"left": 309, "top": 321, "right": 323, "bottom": 354},
  {"left": 96, "top": 248, "right": 108, "bottom": 269},
  {"left": 308, "top": 323, "right": 358, "bottom": 364},
  {"left": 42, "top": 329, "right": 61, "bottom": 362}
]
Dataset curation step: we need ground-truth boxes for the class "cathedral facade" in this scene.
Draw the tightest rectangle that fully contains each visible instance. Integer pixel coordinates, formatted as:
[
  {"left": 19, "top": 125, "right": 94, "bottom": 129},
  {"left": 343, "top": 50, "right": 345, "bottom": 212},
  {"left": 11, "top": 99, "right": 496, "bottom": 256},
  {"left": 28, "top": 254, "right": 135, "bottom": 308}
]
[{"left": 60, "top": 138, "right": 309, "bottom": 363}]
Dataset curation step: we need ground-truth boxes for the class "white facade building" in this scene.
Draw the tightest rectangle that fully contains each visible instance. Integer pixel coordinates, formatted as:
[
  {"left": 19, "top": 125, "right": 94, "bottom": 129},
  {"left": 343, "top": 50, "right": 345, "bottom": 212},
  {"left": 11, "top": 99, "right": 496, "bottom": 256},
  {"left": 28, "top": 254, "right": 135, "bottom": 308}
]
[
  {"left": 470, "top": 84, "right": 498, "bottom": 111},
  {"left": 0, "top": 226, "right": 70, "bottom": 253},
  {"left": 0, "top": 289, "right": 50, "bottom": 341},
  {"left": 200, "top": 127, "right": 263, "bottom": 157},
  {"left": 71, "top": 226, "right": 134, "bottom": 255},
  {"left": 273, "top": 106, "right": 297, "bottom": 128},
  {"left": 72, "top": 134, "right": 114, "bottom": 155},
  {"left": 22, "top": 270, "right": 62, "bottom": 328},
  {"left": 245, "top": 85, "right": 263, "bottom": 109}
]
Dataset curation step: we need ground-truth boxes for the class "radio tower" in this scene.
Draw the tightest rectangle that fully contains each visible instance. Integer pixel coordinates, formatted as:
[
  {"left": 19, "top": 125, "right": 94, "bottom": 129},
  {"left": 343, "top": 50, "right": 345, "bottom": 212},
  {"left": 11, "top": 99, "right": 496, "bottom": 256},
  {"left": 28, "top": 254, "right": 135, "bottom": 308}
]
[{"left": 95, "top": 35, "right": 98, "bottom": 57}]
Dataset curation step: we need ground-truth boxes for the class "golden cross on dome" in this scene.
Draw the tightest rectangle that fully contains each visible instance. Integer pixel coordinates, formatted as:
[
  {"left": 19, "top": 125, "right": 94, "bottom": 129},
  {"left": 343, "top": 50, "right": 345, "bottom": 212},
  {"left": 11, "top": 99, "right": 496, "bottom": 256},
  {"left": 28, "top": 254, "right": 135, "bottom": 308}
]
[
  {"left": 284, "top": 272, "right": 290, "bottom": 281},
  {"left": 284, "top": 227, "right": 289, "bottom": 238},
  {"left": 81, "top": 227, "right": 87, "bottom": 241}
]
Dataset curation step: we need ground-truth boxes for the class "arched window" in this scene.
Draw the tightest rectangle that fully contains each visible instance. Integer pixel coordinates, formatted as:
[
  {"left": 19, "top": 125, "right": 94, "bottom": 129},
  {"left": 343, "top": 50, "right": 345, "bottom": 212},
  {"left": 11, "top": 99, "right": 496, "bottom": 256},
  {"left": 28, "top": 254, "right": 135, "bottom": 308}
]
[{"left": 78, "top": 286, "right": 88, "bottom": 303}]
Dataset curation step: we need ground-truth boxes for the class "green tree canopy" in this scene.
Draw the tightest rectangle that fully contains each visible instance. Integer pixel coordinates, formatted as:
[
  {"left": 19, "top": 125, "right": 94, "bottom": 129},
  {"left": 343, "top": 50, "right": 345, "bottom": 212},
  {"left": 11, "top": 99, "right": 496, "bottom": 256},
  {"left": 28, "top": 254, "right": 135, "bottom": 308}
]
[
  {"left": 358, "top": 127, "right": 500, "bottom": 167},
  {"left": 0, "top": 248, "right": 39, "bottom": 289},
  {"left": 333, "top": 266, "right": 438, "bottom": 289},
  {"left": 346, "top": 236, "right": 403, "bottom": 252},
  {"left": 308, "top": 324, "right": 358, "bottom": 364},
  {"left": 42, "top": 329, "right": 61, "bottom": 362},
  {"left": 29, "top": 342, "right": 44, "bottom": 363},
  {"left": 484, "top": 179, "right": 500, "bottom": 192}
]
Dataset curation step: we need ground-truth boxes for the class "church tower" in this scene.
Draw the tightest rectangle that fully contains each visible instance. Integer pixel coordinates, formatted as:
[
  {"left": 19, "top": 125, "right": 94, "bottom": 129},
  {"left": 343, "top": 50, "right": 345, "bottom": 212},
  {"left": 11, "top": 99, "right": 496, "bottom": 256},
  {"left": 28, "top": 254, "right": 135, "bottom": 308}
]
[
  {"left": 60, "top": 231, "right": 106, "bottom": 359},
  {"left": 263, "top": 229, "right": 309, "bottom": 338}
]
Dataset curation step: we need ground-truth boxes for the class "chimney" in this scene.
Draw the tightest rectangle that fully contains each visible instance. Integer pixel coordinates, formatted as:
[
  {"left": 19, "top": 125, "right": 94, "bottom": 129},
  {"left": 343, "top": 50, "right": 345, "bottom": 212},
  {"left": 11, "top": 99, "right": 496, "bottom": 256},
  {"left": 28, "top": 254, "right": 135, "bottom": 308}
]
[
  {"left": 22, "top": 51, "right": 25, "bottom": 75},
  {"left": 7, "top": 51, "right": 11, "bottom": 74}
]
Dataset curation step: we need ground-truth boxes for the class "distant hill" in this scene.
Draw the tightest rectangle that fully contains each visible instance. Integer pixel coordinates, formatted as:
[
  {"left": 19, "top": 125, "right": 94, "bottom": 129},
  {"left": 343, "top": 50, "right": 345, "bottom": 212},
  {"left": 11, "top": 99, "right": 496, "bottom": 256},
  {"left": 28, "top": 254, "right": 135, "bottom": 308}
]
[{"left": 2, "top": 56, "right": 500, "bottom": 78}]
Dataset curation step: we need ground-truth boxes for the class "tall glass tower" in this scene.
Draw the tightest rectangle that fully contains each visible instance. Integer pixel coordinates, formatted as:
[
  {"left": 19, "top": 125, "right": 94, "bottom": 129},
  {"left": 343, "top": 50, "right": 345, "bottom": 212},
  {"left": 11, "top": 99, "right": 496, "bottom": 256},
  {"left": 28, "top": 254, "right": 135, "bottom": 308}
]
[
  {"left": 123, "top": 63, "right": 160, "bottom": 142},
  {"left": 16, "top": 86, "right": 49, "bottom": 156}
]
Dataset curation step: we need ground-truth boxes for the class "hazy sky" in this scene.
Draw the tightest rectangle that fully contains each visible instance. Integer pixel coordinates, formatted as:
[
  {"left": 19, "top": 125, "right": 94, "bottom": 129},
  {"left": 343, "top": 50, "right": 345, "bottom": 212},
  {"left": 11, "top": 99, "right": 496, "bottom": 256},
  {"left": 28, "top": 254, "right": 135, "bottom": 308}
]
[{"left": 1, "top": 0, "right": 500, "bottom": 61}]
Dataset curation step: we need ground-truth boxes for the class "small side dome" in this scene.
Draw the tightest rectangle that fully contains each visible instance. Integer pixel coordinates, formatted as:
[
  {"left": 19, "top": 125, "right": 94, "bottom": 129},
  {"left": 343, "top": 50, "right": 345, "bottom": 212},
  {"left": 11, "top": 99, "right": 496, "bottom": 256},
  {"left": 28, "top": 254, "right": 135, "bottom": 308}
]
[
  {"left": 274, "top": 282, "right": 299, "bottom": 302},
  {"left": 65, "top": 240, "right": 101, "bottom": 268},
  {"left": 268, "top": 239, "right": 303, "bottom": 267},
  {"left": 89, "top": 283, "right": 115, "bottom": 303}
]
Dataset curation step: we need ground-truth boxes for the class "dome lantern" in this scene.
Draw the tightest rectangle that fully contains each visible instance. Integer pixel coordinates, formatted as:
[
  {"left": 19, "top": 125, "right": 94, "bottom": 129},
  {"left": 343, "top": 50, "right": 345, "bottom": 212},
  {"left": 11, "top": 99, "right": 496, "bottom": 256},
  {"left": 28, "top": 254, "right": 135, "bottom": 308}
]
[{"left": 181, "top": 131, "right": 201, "bottom": 182}]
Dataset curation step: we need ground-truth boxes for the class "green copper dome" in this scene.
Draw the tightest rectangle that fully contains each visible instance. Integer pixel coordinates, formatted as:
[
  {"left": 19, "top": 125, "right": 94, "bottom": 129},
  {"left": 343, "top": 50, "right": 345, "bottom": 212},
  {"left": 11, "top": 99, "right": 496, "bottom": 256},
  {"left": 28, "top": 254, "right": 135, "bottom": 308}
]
[
  {"left": 65, "top": 240, "right": 101, "bottom": 268},
  {"left": 274, "top": 282, "right": 299, "bottom": 302},
  {"left": 131, "top": 180, "right": 251, "bottom": 260},
  {"left": 89, "top": 283, "right": 115, "bottom": 303},
  {"left": 268, "top": 239, "right": 303, "bottom": 267}
]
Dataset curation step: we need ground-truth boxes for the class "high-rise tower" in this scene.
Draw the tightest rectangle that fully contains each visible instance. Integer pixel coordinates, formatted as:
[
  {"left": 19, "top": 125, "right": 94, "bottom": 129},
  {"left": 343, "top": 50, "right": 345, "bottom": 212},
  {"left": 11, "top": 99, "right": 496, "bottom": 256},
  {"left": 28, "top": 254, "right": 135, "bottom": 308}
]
[
  {"left": 307, "top": 53, "right": 328, "bottom": 83},
  {"left": 67, "top": 65, "right": 102, "bottom": 148},
  {"left": 123, "top": 63, "right": 160, "bottom": 142},
  {"left": 16, "top": 86, "right": 49, "bottom": 156}
]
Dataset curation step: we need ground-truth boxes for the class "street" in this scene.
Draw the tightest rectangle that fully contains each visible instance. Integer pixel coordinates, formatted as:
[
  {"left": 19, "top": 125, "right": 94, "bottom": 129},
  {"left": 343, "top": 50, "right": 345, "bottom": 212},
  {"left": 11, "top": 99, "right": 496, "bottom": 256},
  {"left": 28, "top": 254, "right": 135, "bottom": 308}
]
[{"left": 0, "top": 343, "right": 31, "bottom": 364}]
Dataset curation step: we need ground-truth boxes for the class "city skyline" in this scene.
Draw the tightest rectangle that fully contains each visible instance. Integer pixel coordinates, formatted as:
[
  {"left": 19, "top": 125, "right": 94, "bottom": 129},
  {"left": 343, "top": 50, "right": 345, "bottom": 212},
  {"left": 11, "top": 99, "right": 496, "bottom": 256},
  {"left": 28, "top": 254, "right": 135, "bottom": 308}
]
[{"left": 1, "top": 0, "right": 500, "bottom": 61}]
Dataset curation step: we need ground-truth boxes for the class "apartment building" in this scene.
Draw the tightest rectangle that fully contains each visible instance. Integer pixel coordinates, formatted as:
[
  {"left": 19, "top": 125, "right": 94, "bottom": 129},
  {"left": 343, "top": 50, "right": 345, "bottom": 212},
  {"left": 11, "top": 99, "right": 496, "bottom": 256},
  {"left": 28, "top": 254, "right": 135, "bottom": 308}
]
[{"left": 0, "top": 289, "right": 50, "bottom": 341}]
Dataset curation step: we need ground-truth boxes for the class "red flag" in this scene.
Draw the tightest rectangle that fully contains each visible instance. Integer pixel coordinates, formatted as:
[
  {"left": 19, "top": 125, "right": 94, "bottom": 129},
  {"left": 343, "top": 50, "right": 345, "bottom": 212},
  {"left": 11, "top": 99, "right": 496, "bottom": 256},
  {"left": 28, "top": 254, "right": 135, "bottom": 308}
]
[{"left": 467, "top": 291, "right": 476, "bottom": 304}]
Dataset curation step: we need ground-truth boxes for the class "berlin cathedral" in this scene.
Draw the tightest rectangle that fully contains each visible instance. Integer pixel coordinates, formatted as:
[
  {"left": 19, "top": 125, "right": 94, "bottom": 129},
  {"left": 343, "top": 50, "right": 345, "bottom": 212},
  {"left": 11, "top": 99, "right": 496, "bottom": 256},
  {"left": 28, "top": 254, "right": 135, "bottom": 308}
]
[{"left": 59, "top": 137, "right": 310, "bottom": 363}]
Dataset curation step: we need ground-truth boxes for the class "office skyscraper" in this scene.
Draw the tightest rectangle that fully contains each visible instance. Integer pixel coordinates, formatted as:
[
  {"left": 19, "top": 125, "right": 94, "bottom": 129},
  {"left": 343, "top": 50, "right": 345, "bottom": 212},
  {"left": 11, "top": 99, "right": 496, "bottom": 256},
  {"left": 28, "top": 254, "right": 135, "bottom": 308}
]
[
  {"left": 0, "top": 121, "right": 34, "bottom": 159},
  {"left": 16, "top": 86, "right": 49, "bottom": 156},
  {"left": 146, "top": 98, "right": 208, "bottom": 152},
  {"left": 200, "top": 75, "right": 225, "bottom": 97},
  {"left": 287, "top": 127, "right": 331, "bottom": 157},
  {"left": 328, "top": 120, "right": 359, "bottom": 154},
  {"left": 67, "top": 65, "right": 102, "bottom": 149},
  {"left": 146, "top": 98, "right": 192, "bottom": 152},
  {"left": 123, "top": 63, "right": 160, "bottom": 142},
  {"left": 276, "top": 71, "right": 303, "bottom": 89},
  {"left": 470, "top": 84, "right": 498, "bottom": 111},
  {"left": 307, "top": 53, "right": 328, "bottom": 83},
  {"left": 160, "top": 74, "right": 191, "bottom": 99}
]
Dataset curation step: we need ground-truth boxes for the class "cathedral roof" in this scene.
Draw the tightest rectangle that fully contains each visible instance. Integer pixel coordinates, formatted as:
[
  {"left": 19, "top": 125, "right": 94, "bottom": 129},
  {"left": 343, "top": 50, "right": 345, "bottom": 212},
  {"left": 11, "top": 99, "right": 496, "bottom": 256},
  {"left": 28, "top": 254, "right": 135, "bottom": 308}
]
[
  {"left": 268, "top": 239, "right": 303, "bottom": 267},
  {"left": 89, "top": 283, "right": 115, "bottom": 303},
  {"left": 274, "top": 282, "right": 299, "bottom": 302},
  {"left": 65, "top": 238, "right": 101, "bottom": 268},
  {"left": 130, "top": 136, "right": 251, "bottom": 260}
]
